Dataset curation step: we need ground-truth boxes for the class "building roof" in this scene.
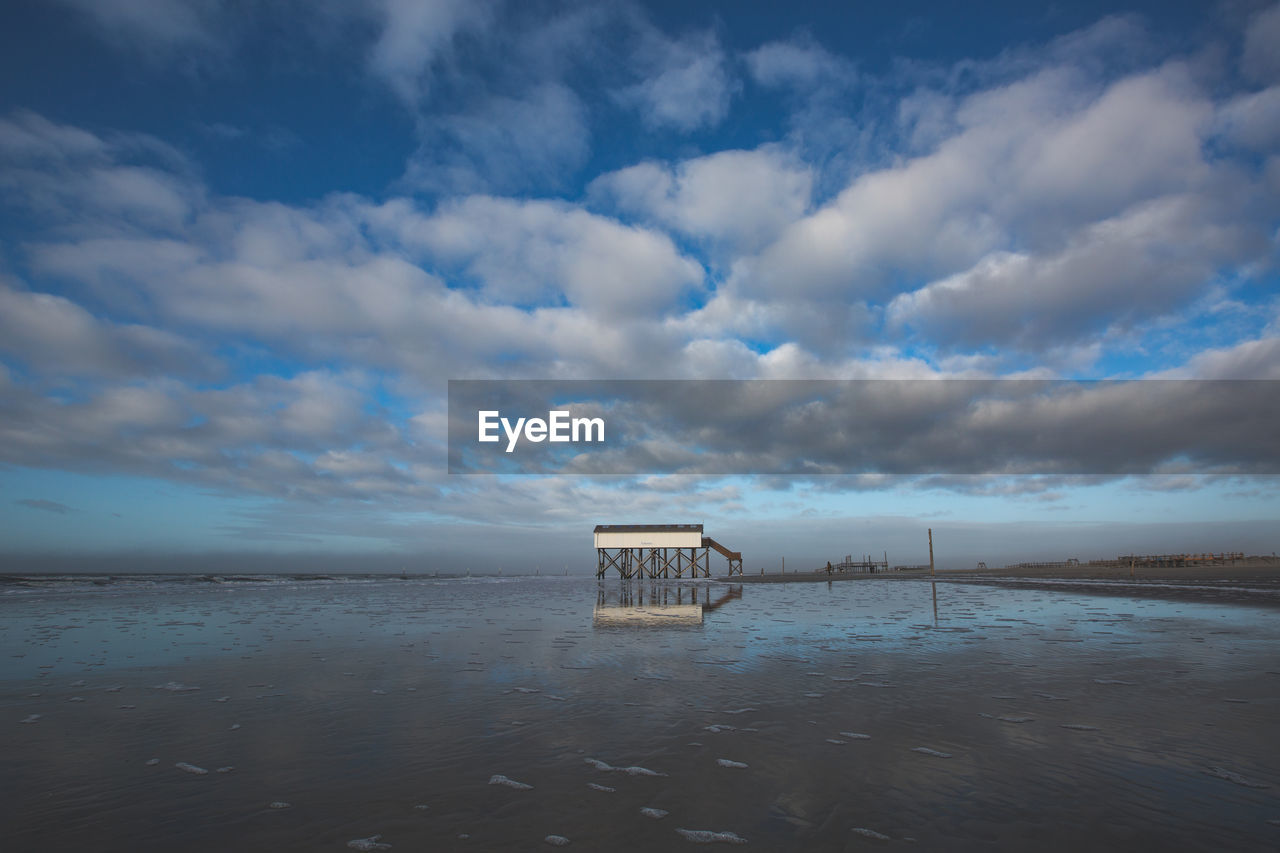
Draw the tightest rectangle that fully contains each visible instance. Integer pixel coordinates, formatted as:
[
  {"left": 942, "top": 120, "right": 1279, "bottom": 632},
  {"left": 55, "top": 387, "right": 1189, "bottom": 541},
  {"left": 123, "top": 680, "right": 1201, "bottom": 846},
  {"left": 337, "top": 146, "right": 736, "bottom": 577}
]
[{"left": 593, "top": 523, "right": 703, "bottom": 533}]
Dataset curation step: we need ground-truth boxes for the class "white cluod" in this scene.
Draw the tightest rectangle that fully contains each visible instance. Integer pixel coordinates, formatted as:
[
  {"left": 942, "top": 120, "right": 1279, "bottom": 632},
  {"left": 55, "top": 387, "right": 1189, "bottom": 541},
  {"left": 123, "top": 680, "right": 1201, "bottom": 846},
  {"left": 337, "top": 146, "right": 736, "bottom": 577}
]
[
  {"left": 675, "top": 828, "right": 748, "bottom": 844},
  {"left": 489, "top": 774, "right": 533, "bottom": 790}
]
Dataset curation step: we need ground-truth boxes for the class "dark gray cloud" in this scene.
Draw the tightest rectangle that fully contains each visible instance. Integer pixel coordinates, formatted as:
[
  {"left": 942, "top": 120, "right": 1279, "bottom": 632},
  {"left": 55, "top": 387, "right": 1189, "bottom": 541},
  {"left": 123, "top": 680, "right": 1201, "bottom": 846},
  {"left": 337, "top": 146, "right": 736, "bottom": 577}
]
[{"left": 450, "top": 380, "right": 1280, "bottom": 476}]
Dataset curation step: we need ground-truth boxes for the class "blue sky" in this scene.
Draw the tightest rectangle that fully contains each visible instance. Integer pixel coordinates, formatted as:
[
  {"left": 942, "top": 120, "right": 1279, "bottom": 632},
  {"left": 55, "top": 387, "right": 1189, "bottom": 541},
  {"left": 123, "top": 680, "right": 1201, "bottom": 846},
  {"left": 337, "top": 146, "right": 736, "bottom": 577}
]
[{"left": 1, "top": 0, "right": 1278, "bottom": 571}]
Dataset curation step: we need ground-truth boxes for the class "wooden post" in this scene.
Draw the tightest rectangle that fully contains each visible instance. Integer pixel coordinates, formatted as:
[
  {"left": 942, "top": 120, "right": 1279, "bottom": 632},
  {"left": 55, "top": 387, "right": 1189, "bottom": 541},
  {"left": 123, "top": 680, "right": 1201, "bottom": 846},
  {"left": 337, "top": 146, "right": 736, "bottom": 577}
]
[
  {"left": 928, "top": 529, "right": 935, "bottom": 577},
  {"left": 1129, "top": 553, "right": 1134, "bottom": 579}
]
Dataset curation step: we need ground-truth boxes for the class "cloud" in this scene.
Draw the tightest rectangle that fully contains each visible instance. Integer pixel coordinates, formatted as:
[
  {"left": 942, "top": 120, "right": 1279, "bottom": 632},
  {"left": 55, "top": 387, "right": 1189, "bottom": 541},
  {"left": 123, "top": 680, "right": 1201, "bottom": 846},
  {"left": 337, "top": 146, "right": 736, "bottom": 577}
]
[
  {"left": 385, "top": 195, "right": 705, "bottom": 319},
  {"left": 54, "top": 0, "right": 226, "bottom": 56},
  {"left": 1243, "top": 3, "right": 1280, "bottom": 84},
  {"left": 1159, "top": 335, "right": 1280, "bottom": 379},
  {"left": 0, "top": 368, "right": 420, "bottom": 502},
  {"left": 0, "top": 280, "right": 215, "bottom": 380},
  {"left": 885, "top": 193, "right": 1263, "bottom": 351},
  {"left": 4, "top": 2, "right": 1280, "bottom": 550},
  {"left": 588, "top": 147, "right": 812, "bottom": 253},
  {"left": 1216, "top": 85, "right": 1280, "bottom": 151},
  {"left": 16, "top": 499, "right": 75, "bottom": 515},
  {"left": 368, "top": 0, "right": 493, "bottom": 103},
  {"left": 745, "top": 35, "right": 856, "bottom": 89},
  {"left": 448, "top": 379, "right": 1280, "bottom": 477},
  {"left": 402, "top": 83, "right": 590, "bottom": 192},
  {"left": 0, "top": 110, "right": 201, "bottom": 233},
  {"left": 616, "top": 29, "right": 739, "bottom": 131}
]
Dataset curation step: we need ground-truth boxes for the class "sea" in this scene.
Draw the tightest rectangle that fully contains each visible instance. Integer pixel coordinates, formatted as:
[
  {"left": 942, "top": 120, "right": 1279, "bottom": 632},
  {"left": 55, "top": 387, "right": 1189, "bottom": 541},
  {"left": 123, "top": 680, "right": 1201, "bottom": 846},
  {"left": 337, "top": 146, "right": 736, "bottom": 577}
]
[{"left": 2, "top": 573, "right": 1278, "bottom": 851}]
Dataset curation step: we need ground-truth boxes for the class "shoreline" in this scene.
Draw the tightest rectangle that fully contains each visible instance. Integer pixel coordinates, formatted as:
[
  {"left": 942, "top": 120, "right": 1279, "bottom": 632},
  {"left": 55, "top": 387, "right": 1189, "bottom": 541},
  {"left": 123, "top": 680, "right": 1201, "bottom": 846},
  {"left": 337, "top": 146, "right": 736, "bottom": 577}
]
[{"left": 721, "top": 560, "right": 1280, "bottom": 606}]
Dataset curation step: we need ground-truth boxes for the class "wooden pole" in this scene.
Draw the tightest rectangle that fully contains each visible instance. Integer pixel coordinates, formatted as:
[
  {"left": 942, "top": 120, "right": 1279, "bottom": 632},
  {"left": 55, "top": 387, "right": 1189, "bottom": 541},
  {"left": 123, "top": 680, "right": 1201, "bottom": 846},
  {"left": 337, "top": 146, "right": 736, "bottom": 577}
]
[{"left": 928, "top": 529, "right": 935, "bottom": 577}]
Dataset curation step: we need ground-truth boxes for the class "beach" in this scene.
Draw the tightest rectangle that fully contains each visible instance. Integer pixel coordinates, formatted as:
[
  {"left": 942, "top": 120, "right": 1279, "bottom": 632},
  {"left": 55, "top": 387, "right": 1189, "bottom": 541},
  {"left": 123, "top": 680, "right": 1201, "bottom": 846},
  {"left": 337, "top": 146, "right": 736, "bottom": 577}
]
[
  {"left": 731, "top": 561, "right": 1280, "bottom": 607},
  {"left": 3, "top": 574, "right": 1278, "bottom": 851}
]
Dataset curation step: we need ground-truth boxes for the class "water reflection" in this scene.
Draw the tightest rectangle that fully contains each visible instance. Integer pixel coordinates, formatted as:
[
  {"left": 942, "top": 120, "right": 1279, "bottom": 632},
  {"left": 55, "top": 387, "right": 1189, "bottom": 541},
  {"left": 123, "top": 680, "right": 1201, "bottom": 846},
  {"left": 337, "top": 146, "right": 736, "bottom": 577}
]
[{"left": 593, "top": 581, "right": 742, "bottom": 627}]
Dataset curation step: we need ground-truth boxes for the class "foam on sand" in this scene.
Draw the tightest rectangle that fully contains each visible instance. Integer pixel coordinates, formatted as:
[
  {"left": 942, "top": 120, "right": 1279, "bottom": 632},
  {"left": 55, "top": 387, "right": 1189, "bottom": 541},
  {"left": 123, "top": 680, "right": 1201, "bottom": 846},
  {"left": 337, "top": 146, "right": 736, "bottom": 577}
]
[
  {"left": 584, "top": 758, "right": 665, "bottom": 776},
  {"left": 675, "top": 828, "right": 748, "bottom": 844},
  {"left": 544, "top": 835, "right": 571, "bottom": 845},
  {"left": 850, "top": 827, "right": 891, "bottom": 840},
  {"left": 347, "top": 835, "right": 391, "bottom": 850},
  {"left": 1204, "top": 766, "right": 1270, "bottom": 789},
  {"left": 716, "top": 759, "right": 748, "bottom": 768},
  {"left": 911, "top": 748, "right": 951, "bottom": 758},
  {"left": 489, "top": 774, "right": 533, "bottom": 790},
  {"left": 175, "top": 762, "right": 208, "bottom": 775},
  {"left": 640, "top": 807, "right": 668, "bottom": 819}
]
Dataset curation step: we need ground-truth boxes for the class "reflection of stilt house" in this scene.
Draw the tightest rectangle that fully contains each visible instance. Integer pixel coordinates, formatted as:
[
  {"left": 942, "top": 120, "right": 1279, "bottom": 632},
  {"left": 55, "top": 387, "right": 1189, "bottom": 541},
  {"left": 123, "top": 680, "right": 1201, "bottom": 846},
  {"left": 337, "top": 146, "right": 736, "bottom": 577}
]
[
  {"left": 592, "top": 582, "right": 743, "bottom": 625},
  {"left": 594, "top": 524, "right": 743, "bottom": 578}
]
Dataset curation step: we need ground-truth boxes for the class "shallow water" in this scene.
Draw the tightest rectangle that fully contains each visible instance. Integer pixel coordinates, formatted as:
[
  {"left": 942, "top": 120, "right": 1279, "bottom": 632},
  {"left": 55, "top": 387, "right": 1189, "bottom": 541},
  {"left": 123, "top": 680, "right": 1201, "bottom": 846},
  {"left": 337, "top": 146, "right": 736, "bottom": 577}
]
[{"left": 3, "top": 575, "right": 1278, "bottom": 851}]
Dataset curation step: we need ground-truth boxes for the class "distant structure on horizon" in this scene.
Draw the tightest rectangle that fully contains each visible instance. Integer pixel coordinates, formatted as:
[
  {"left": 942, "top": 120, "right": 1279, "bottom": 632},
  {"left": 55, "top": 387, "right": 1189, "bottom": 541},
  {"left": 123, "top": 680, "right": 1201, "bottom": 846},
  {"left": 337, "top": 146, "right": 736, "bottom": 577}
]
[{"left": 593, "top": 523, "right": 743, "bottom": 578}]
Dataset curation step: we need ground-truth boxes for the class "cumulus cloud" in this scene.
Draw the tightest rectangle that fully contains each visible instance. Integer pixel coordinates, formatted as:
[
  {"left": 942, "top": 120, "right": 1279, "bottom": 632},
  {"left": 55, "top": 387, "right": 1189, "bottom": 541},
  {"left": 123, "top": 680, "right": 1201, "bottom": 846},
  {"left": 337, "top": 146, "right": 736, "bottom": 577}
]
[
  {"left": 4, "top": 3, "right": 1280, "bottom": 550},
  {"left": 589, "top": 148, "right": 812, "bottom": 253},
  {"left": 368, "top": 0, "right": 493, "bottom": 103},
  {"left": 745, "top": 36, "right": 856, "bottom": 89},
  {"left": 0, "top": 369, "right": 417, "bottom": 501},
  {"left": 0, "top": 280, "right": 215, "bottom": 379},
  {"left": 885, "top": 193, "right": 1263, "bottom": 351},
  {"left": 615, "top": 29, "right": 739, "bottom": 131},
  {"left": 382, "top": 195, "right": 705, "bottom": 318},
  {"left": 449, "top": 379, "right": 1280, "bottom": 477},
  {"left": 0, "top": 111, "right": 201, "bottom": 233},
  {"left": 1216, "top": 85, "right": 1280, "bottom": 150}
]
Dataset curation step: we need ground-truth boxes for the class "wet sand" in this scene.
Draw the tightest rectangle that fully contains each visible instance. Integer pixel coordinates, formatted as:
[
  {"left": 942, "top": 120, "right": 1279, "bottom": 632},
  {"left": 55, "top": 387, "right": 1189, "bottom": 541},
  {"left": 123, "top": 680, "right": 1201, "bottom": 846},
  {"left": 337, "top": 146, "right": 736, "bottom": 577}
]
[
  {"left": 3, "top": 576, "right": 1279, "bottom": 851},
  {"left": 730, "top": 561, "right": 1280, "bottom": 608}
]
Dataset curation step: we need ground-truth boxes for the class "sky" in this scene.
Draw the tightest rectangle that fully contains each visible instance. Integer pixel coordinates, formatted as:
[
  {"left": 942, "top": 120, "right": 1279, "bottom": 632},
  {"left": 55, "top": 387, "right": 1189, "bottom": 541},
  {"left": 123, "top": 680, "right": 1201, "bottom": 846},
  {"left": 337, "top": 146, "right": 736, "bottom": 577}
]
[{"left": 1, "top": 0, "right": 1278, "bottom": 572}]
